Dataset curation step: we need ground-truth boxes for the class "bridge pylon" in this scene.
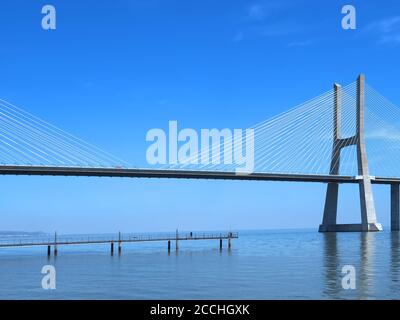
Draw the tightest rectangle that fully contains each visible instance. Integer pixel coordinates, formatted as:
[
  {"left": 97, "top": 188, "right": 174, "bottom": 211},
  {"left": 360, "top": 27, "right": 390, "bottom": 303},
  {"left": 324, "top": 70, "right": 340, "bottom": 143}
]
[{"left": 319, "top": 74, "right": 382, "bottom": 232}]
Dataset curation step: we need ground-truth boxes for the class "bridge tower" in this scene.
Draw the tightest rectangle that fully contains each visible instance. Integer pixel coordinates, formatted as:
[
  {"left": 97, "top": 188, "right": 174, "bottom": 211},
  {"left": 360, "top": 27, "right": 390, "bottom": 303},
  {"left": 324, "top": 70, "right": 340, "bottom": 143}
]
[{"left": 319, "top": 74, "right": 382, "bottom": 232}]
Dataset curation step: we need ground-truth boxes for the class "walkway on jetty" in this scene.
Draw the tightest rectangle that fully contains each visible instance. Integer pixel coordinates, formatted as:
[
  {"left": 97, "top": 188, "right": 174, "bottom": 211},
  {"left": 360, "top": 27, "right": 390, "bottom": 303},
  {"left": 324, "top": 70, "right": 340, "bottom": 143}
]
[{"left": 0, "top": 231, "right": 238, "bottom": 256}]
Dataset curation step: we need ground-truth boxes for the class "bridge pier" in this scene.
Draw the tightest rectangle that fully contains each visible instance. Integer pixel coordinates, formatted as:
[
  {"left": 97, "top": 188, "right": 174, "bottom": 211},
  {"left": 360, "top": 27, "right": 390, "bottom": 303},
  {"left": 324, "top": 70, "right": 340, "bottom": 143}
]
[
  {"left": 319, "top": 74, "right": 382, "bottom": 232},
  {"left": 47, "top": 245, "right": 51, "bottom": 257},
  {"left": 111, "top": 242, "right": 114, "bottom": 255},
  {"left": 319, "top": 183, "right": 339, "bottom": 232},
  {"left": 391, "top": 184, "right": 400, "bottom": 231}
]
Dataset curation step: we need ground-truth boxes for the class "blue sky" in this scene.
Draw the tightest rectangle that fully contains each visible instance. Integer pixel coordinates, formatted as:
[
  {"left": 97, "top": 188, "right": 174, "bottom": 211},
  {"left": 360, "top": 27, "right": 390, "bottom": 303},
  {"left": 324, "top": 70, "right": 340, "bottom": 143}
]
[{"left": 0, "top": 0, "right": 400, "bottom": 233}]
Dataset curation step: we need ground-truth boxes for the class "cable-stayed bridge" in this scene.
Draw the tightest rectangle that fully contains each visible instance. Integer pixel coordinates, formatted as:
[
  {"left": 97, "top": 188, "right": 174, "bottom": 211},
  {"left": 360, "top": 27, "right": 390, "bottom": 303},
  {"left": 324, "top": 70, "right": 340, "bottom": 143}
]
[{"left": 1, "top": 74, "right": 400, "bottom": 232}]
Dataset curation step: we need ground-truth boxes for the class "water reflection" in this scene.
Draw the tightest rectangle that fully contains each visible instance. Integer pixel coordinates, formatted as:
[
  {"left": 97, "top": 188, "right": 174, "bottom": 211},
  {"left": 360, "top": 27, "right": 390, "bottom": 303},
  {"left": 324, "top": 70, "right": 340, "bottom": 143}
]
[
  {"left": 390, "top": 232, "right": 400, "bottom": 292},
  {"left": 322, "top": 232, "right": 377, "bottom": 299},
  {"left": 358, "top": 232, "right": 376, "bottom": 299},
  {"left": 322, "top": 233, "right": 341, "bottom": 298}
]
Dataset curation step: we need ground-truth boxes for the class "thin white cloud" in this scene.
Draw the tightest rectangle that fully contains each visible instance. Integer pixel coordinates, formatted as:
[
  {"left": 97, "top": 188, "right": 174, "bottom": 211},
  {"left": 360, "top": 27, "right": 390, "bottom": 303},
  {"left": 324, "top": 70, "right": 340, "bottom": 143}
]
[
  {"left": 366, "top": 16, "right": 400, "bottom": 44},
  {"left": 246, "top": 0, "right": 297, "bottom": 20},
  {"left": 236, "top": 1, "right": 306, "bottom": 43},
  {"left": 366, "top": 127, "right": 400, "bottom": 141},
  {"left": 248, "top": 4, "right": 265, "bottom": 20},
  {"left": 251, "top": 21, "right": 305, "bottom": 38}
]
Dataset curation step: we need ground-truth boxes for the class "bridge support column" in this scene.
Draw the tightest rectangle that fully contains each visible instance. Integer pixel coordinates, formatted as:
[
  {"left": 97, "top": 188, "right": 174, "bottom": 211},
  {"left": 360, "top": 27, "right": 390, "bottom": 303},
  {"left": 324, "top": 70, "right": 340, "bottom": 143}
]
[
  {"left": 219, "top": 238, "right": 223, "bottom": 250},
  {"left": 319, "top": 83, "right": 344, "bottom": 232},
  {"left": 391, "top": 184, "right": 400, "bottom": 231},
  {"left": 47, "top": 245, "right": 51, "bottom": 257},
  {"left": 358, "top": 177, "right": 381, "bottom": 231},
  {"left": 168, "top": 240, "right": 171, "bottom": 253},
  {"left": 356, "top": 75, "right": 380, "bottom": 231},
  {"left": 319, "top": 183, "right": 339, "bottom": 232},
  {"left": 319, "top": 74, "right": 382, "bottom": 232},
  {"left": 111, "top": 242, "right": 114, "bottom": 255}
]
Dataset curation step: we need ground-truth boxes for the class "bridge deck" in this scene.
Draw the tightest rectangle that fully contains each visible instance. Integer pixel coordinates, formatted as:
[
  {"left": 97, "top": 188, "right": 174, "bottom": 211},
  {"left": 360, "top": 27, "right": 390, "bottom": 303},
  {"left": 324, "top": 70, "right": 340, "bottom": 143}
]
[{"left": 0, "top": 165, "right": 398, "bottom": 185}]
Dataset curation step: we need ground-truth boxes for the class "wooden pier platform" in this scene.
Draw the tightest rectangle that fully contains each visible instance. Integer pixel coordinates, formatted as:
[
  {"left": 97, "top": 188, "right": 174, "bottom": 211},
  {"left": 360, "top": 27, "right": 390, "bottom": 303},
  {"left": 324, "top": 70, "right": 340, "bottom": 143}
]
[{"left": 0, "top": 231, "right": 238, "bottom": 255}]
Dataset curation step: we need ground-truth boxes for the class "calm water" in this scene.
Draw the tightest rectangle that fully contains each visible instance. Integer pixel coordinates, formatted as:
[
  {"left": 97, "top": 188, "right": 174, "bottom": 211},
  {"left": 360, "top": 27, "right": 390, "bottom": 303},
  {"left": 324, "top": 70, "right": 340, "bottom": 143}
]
[{"left": 0, "top": 229, "right": 399, "bottom": 299}]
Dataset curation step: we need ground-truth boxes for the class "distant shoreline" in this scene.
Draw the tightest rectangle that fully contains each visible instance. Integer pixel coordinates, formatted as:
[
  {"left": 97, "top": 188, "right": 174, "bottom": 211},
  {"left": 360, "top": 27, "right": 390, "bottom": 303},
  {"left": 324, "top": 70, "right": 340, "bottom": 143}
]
[{"left": 0, "top": 231, "right": 46, "bottom": 236}]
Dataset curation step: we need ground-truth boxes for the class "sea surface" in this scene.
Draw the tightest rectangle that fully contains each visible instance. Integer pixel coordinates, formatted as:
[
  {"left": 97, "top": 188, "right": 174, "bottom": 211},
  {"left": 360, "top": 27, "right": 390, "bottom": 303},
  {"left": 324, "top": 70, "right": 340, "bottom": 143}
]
[{"left": 0, "top": 229, "right": 399, "bottom": 300}]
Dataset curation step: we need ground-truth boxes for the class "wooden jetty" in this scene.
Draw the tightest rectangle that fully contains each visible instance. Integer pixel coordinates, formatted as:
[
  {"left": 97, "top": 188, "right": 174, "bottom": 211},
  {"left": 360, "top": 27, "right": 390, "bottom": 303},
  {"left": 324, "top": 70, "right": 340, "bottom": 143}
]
[{"left": 0, "top": 231, "right": 238, "bottom": 256}]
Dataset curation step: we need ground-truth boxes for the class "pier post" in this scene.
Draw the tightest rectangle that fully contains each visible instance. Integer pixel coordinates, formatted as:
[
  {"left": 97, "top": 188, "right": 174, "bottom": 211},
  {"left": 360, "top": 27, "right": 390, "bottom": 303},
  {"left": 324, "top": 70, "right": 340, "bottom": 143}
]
[
  {"left": 54, "top": 231, "right": 58, "bottom": 256},
  {"left": 219, "top": 238, "right": 222, "bottom": 250},
  {"left": 118, "top": 231, "right": 122, "bottom": 255},
  {"left": 228, "top": 238, "right": 231, "bottom": 250},
  {"left": 111, "top": 242, "right": 114, "bottom": 255},
  {"left": 175, "top": 229, "right": 179, "bottom": 251},
  {"left": 168, "top": 240, "right": 171, "bottom": 253},
  {"left": 391, "top": 184, "right": 400, "bottom": 231},
  {"left": 47, "top": 245, "right": 51, "bottom": 257}
]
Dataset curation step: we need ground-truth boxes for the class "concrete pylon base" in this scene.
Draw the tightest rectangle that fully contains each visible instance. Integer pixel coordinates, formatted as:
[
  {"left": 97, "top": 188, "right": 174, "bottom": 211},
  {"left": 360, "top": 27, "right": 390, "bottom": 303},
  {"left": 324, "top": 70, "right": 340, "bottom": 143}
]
[{"left": 319, "top": 223, "right": 383, "bottom": 232}]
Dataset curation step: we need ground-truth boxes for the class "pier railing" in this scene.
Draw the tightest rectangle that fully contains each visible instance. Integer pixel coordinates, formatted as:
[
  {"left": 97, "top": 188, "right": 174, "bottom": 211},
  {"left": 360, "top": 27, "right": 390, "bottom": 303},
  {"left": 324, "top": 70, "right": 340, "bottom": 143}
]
[{"left": 0, "top": 231, "right": 238, "bottom": 248}]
